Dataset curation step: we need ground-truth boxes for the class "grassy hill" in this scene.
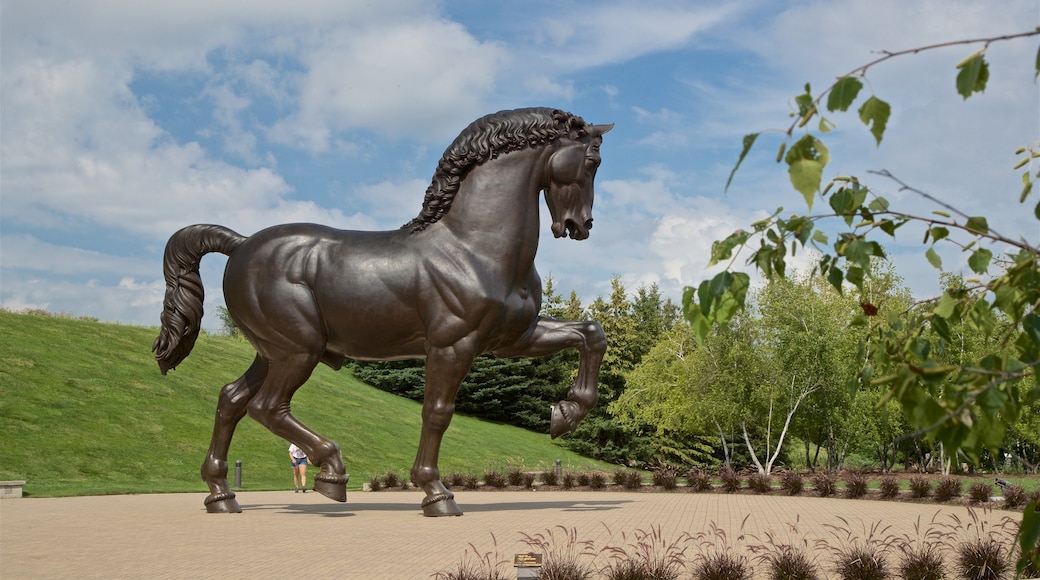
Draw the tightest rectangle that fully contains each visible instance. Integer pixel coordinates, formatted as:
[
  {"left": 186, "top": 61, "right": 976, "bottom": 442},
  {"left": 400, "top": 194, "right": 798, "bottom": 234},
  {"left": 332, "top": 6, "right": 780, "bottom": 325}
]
[{"left": 0, "top": 311, "right": 613, "bottom": 497}]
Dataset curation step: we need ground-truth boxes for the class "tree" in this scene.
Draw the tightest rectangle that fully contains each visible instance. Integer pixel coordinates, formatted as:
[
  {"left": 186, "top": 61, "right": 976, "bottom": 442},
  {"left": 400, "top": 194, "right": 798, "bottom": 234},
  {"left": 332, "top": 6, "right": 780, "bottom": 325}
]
[
  {"left": 215, "top": 305, "right": 240, "bottom": 338},
  {"left": 755, "top": 272, "right": 861, "bottom": 472},
  {"left": 686, "top": 29, "right": 1040, "bottom": 572}
]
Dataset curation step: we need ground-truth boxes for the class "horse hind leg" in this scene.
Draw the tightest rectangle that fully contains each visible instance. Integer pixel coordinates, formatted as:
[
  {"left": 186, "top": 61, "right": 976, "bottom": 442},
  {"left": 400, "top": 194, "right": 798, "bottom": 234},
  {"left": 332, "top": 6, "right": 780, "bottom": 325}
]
[
  {"left": 201, "top": 355, "right": 268, "bottom": 513},
  {"left": 246, "top": 354, "right": 348, "bottom": 503}
]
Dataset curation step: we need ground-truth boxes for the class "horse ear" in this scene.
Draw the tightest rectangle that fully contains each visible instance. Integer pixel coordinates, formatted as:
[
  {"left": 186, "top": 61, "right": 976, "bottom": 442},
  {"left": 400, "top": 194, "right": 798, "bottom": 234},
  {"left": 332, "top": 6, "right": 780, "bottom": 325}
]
[{"left": 587, "top": 123, "right": 614, "bottom": 138}]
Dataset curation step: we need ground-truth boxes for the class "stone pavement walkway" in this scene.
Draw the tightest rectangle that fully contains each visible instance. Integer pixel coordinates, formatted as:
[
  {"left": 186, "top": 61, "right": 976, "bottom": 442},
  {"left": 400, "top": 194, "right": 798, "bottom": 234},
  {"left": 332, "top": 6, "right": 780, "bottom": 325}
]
[{"left": 1, "top": 489, "right": 1022, "bottom": 579}]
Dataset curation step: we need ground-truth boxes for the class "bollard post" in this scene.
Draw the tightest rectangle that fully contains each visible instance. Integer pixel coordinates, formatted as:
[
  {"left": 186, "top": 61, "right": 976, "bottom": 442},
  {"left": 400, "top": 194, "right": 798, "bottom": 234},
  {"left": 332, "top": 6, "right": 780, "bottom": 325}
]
[
  {"left": 234, "top": 459, "right": 242, "bottom": 489},
  {"left": 555, "top": 459, "right": 562, "bottom": 482}
]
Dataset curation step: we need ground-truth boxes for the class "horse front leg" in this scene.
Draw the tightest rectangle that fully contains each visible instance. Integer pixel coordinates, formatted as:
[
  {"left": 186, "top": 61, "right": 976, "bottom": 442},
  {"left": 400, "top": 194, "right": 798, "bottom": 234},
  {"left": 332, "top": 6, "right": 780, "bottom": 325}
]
[
  {"left": 411, "top": 341, "right": 475, "bottom": 517},
  {"left": 493, "top": 318, "right": 606, "bottom": 438}
]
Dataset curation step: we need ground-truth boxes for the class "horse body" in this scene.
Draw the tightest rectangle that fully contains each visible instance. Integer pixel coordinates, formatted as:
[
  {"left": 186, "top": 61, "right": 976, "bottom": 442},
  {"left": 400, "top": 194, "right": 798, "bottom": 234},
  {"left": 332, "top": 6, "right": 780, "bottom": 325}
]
[{"left": 154, "top": 108, "right": 611, "bottom": 516}]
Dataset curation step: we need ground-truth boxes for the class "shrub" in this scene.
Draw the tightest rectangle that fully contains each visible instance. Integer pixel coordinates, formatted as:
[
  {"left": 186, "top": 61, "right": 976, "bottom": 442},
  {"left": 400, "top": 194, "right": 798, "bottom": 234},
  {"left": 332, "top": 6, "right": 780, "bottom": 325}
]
[
  {"left": 844, "top": 472, "right": 869, "bottom": 499},
  {"left": 601, "top": 526, "right": 687, "bottom": 580},
  {"left": 446, "top": 472, "right": 468, "bottom": 488},
  {"left": 719, "top": 467, "right": 741, "bottom": 493},
  {"left": 832, "top": 545, "right": 889, "bottom": 580},
  {"left": 367, "top": 476, "right": 382, "bottom": 491},
  {"left": 506, "top": 468, "right": 526, "bottom": 487},
  {"left": 483, "top": 469, "right": 506, "bottom": 489},
  {"left": 521, "top": 472, "right": 536, "bottom": 489},
  {"left": 954, "top": 538, "right": 1009, "bottom": 580},
  {"left": 612, "top": 469, "right": 630, "bottom": 487},
  {"left": 780, "top": 471, "right": 804, "bottom": 496},
  {"left": 969, "top": 482, "right": 992, "bottom": 504},
  {"left": 1001, "top": 484, "right": 1026, "bottom": 509},
  {"left": 432, "top": 555, "right": 508, "bottom": 580},
  {"left": 562, "top": 472, "right": 576, "bottom": 489},
  {"left": 381, "top": 471, "right": 401, "bottom": 488},
  {"left": 589, "top": 472, "right": 606, "bottom": 490},
  {"left": 898, "top": 546, "right": 945, "bottom": 580},
  {"left": 908, "top": 476, "right": 931, "bottom": 499},
  {"left": 575, "top": 472, "right": 591, "bottom": 487},
  {"left": 763, "top": 546, "right": 820, "bottom": 580},
  {"left": 933, "top": 477, "right": 961, "bottom": 502},
  {"left": 686, "top": 468, "right": 714, "bottom": 492},
  {"left": 691, "top": 551, "right": 751, "bottom": 580},
  {"left": 812, "top": 473, "right": 835, "bottom": 498},
  {"left": 747, "top": 473, "right": 772, "bottom": 494},
  {"left": 879, "top": 476, "right": 901, "bottom": 499},
  {"left": 519, "top": 527, "right": 595, "bottom": 580},
  {"left": 462, "top": 473, "right": 479, "bottom": 490},
  {"left": 652, "top": 467, "right": 678, "bottom": 490},
  {"left": 614, "top": 470, "right": 643, "bottom": 490},
  {"left": 540, "top": 470, "right": 559, "bottom": 486}
]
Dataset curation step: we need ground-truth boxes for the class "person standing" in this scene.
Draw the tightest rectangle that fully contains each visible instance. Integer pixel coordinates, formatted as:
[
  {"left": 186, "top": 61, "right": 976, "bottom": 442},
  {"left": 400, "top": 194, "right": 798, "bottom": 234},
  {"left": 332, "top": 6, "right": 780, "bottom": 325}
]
[{"left": 288, "top": 443, "right": 308, "bottom": 493}]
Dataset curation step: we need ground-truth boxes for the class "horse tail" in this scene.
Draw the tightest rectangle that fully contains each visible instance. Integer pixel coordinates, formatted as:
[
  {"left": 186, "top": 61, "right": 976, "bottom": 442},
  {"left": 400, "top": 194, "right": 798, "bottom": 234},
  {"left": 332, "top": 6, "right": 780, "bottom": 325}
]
[{"left": 152, "top": 224, "right": 246, "bottom": 375}]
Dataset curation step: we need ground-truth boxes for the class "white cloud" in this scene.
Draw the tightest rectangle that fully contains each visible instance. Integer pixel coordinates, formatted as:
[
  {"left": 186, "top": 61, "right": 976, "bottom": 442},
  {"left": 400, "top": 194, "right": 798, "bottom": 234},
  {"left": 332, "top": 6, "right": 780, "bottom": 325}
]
[
  {"left": 0, "top": 235, "right": 154, "bottom": 277},
  {"left": 269, "top": 20, "right": 507, "bottom": 151},
  {"left": 534, "top": 3, "right": 746, "bottom": 69}
]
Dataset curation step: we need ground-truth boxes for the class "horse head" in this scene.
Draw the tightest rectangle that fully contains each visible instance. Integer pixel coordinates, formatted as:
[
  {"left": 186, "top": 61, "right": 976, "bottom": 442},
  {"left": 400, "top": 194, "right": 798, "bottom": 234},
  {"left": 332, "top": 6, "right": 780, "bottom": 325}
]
[{"left": 545, "top": 122, "right": 613, "bottom": 240}]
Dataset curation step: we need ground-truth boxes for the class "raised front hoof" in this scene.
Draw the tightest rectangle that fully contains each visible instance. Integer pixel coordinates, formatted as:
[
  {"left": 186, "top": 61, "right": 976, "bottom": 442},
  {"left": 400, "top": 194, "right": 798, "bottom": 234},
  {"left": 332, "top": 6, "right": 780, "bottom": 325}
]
[
  {"left": 421, "top": 492, "right": 463, "bottom": 517},
  {"left": 204, "top": 492, "right": 241, "bottom": 513},
  {"left": 550, "top": 401, "right": 581, "bottom": 439},
  {"left": 314, "top": 473, "right": 349, "bottom": 502}
]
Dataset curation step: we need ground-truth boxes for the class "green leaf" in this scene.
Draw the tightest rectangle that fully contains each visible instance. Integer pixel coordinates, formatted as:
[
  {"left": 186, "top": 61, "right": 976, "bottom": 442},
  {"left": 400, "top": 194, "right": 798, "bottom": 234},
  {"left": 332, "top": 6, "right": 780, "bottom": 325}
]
[
  {"left": 725, "top": 133, "right": 759, "bottom": 193},
  {"left": 929, "top": 226, "right": 949, "bottom": 243},
  {"left": 844, "top": 239, "right": 873, "bottom": 271},
  {"left": 935, "top": 292, "right": 958, "bottom": 319},
  {"left": 926, "top": 247, "right": 942, "bottom": 269},
  {"left": 931, "top": 313, "right": 952, "bottom": 342},
  {"left": 845, "top": 265, "right": 864, "bottom": 288},
  {"left": 955, "top": 51, "right": 989, "bottom": 99},
  {"left": 858, "top": 96, "right": 891, "bottom": 146},
  {"left": 965, "top": 216, "right": 989, "bottom": 234},
  {"left": 785, "top": 135, "right": 830, "bottom": 208},
  {"left": 794, "top": 83, "right": 815, "bottom": 126},
  {"left": 868, "top": 196, "right": 889, "bottom": 212},
  {"left": 967, "top": 247, "right": 992, "bottom": 275},
  {"left": 1035, "top": 43, "right": 1040, "bottom": 81},
  {"left": 1017, "top": 499, "right": 1040, "bottom": 576},
  {"left": 827, "top": 265, "right": 843, "bottom": 291},
  {"left": 827, "top": 76, "right": 863, "bottom": 112}
]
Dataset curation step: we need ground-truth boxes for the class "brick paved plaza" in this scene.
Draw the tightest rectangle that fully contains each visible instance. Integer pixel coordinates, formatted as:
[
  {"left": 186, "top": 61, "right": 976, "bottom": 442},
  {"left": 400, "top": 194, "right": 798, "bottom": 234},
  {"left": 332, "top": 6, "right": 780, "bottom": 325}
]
[{"left": 0, "top": 489, "right": 1023, "bottom": 579}]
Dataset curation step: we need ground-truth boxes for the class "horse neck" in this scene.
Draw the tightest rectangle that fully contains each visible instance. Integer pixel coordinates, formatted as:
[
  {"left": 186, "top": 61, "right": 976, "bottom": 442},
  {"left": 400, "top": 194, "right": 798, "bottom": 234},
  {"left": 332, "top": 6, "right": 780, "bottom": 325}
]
[{"left": 437, "top": 146, "right": 549, "bottom": 266}]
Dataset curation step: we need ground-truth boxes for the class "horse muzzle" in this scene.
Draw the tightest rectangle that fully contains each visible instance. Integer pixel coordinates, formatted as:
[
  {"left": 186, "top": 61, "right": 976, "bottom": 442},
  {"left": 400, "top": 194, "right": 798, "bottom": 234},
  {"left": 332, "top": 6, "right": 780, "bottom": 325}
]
[{"left": 553, "top": 217, "right": 593, "bottom": 240}]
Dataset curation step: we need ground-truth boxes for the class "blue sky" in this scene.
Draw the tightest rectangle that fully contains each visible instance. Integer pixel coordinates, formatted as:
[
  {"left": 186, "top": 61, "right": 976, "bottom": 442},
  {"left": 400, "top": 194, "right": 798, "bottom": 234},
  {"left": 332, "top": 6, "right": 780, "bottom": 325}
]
[{"left": 2, "top": 0, "right": 1038, "bottom": 331}]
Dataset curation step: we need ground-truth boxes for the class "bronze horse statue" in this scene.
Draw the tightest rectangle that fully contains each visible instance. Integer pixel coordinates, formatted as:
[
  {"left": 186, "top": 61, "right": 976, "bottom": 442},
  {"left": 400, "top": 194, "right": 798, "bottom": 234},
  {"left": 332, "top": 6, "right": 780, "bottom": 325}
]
[{"left": 153, "top": 107, "right": 612, "bottom": 516}]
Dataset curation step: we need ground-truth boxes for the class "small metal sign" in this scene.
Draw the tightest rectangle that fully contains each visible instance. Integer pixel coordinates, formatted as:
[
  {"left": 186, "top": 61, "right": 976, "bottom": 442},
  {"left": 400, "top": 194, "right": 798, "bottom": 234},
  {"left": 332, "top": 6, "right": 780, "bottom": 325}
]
[{"left": 513, "top": 553, "right": 543, "bottom": 567}]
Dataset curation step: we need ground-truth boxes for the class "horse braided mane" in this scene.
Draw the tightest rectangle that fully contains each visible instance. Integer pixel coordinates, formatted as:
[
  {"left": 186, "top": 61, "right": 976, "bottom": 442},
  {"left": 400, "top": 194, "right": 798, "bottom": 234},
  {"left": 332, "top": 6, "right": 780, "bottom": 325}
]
[{"left": 402, "top": 107, "right": 587, "bottom": 233}]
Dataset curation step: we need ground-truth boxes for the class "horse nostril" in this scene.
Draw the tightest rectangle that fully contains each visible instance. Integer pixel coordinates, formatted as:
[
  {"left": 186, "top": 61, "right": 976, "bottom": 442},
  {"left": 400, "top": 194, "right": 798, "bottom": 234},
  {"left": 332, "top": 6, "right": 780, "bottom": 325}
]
[{"left": 584, "top": 219, "right": 593, "bottom": 231}]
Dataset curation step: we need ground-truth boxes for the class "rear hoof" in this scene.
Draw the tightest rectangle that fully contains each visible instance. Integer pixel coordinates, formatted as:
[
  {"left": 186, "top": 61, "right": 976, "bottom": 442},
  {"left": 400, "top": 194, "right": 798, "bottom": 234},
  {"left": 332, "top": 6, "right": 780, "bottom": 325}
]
[
  {"left": 314, "top": 472, "right": 349, "bottom": 502},
  {"left": 204, "top": 492, "right": 241, "bottom": 513},
  {"left": 421, "top": 492, "right": 463, "bottom": 517}
]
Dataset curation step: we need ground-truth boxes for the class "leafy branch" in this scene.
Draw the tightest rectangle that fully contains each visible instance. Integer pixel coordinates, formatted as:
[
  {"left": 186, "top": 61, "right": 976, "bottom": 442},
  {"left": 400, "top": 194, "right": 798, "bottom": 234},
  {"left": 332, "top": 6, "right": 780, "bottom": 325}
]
[{"left": 686, "top": 29, "right": 1040, "bottom": 573}]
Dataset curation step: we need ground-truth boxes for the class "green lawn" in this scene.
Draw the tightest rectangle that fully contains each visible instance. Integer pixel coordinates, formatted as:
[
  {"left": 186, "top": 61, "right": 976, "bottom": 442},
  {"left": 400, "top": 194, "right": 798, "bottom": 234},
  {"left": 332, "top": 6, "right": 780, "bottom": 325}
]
[{"left": 0, "top": 311, "right": 613, "bottom": 497}]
